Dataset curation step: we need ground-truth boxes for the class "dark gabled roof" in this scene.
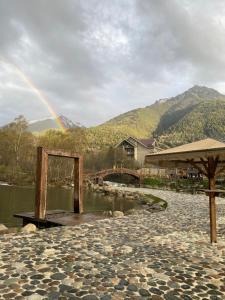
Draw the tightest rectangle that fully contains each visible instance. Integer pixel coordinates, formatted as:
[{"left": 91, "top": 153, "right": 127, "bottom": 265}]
[
  {"left": 137, "top": 138, "right": 155, "bottom": 148},
  {"left": 115, "top": 136, "right": 155, "bottom": 149}
]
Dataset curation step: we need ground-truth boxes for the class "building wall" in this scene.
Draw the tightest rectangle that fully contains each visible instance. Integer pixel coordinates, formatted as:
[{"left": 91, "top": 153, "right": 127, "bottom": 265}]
[
  {"left": 118, "top": 140, "right": 135, "bottom": 159},
  {"left": 116, "top": 137, "right": 156, "bottom": 167},
  {"left": 136, "top": 144, "right": 152, "bottom": 166}
]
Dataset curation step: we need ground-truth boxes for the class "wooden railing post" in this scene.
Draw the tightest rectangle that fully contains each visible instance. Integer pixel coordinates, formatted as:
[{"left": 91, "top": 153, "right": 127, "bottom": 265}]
[
  {"left": 208, "top": 176, "right": 217, "bottom": 243},
  {"left": 74, "top": 156, "right": 83, "bottom": 213},
  {"left": 35, "top": 147, "right": 48, "bottom": 219},
  {"left": 208, "top": 157, "right": 217, "bottom": 243}
]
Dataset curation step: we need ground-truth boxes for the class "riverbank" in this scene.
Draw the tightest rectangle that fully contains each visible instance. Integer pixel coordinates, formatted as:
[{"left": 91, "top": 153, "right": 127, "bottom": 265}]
[{"left": 0, "top": 188, "right": 225, "bottom": 299}]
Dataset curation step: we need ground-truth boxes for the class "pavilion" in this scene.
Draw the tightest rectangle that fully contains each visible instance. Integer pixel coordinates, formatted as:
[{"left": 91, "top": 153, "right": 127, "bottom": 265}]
[{"left": 145, "top": 138, "right": 225, "bottom": 243}]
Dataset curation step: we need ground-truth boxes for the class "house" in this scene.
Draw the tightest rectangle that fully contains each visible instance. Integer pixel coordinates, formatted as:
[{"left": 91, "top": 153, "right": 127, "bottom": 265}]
[{"left": 115, "top": 136, "right": 158, "bottom": 166}]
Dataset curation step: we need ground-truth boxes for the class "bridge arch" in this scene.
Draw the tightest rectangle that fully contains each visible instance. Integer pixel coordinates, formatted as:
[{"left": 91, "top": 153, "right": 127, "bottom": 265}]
[{"left": 89, "top": 168, "right": 142, "bottom": 184}]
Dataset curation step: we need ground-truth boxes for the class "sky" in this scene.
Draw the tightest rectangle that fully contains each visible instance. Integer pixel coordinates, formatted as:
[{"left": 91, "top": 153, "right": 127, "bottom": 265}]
[{"left": 1, "top": 0, "right": 225, "bottom": 127}]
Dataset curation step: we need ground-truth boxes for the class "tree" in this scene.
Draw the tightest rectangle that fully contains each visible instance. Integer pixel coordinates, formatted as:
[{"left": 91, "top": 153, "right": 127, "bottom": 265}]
[{"left": 0, "top": 116, "right": 35, "bottom": 183}]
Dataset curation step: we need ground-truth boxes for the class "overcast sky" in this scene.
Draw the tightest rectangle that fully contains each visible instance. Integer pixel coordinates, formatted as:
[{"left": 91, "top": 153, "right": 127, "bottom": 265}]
[{"left": 1, "top": 0, "right": 225, "bottom": 127}]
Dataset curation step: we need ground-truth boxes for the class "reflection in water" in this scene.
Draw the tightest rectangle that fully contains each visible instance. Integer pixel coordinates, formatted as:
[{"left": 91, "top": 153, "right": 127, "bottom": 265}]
[{"left": 0, "top": 185, "right": 139, "bottom": 227}]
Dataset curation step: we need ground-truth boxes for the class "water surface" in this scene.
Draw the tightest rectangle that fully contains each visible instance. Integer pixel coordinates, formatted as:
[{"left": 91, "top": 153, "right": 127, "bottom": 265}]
[{"left": 0, "top": 185, "right": 138, "bottom": 227}]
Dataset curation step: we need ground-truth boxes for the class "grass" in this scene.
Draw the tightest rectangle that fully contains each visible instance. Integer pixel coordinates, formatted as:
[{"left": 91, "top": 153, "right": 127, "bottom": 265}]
[
  {"left": 143, "top": 177, "right": 209, "bottom": 191},
  {"left": 141, "top": 193, "right": 167, "bottom": 209}
]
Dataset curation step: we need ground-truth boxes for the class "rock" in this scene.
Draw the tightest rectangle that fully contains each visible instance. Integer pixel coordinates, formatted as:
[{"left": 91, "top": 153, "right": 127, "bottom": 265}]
[
  {"left": 21, "top": 223, "right": 37, "bottom": 233},
  {"left": 62, "top": 278, "right": 74, "bottom": 286},
  {"left": 139, "top": 288, "right": 150, "bottom": 296},
  {"left": 112, "top": 211, "right": 124, "bottom": 217},
  {"left": 43, "top": 248, "right": 56, "bottom": 256},
  {"left": 103, "top": 245, "right": 113, "bottom": 253},
  {"left": 26, "top": 294, "right": 43, "bottom": 300},
  {"left": 73, "top": 280, "right": 83, "bottom": 289},
  {"left": 50, "top": 273, "right": 67, "bottom": 280},
  {"left": 127, "top": 284, "right": 138, "bottom": 291},
  {"left": 120, "top": 245, "right": 133, "bottom": 254},
  {"left": 114, "top": 284, "right": 124, "bottom": 290},
  {"left": 0, "top": 224, "right": 8, "bottom": 232},
  {"left": 12, "top": 262, "right": 26, "bottom": 270},
  {"left": 82, "top": 295, "right": 98, "bottom": 300},
  {"left": 126, "top": 209, "right": 137, "bottom": 215},
  {"left": 100, "top": 296, "right": 111, "bottom": 300},
  {"left": 103, "top": 211, "right": 112, "bottom": 217},
  {"left": 125, "top": 194, "right": 134, "bottom": 200},
  {"left": 147, "top": 203, "right": 164, "bottom": 211},
  {"left": 111, "top": 278, "right": 120, "bottom": 285}
]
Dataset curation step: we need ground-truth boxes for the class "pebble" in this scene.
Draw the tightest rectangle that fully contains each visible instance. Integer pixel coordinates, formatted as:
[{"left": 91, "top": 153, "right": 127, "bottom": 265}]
[
  {"left": 112, "top": 211, "right": 124, "bottom": 218},
  {"left": 21, "top": 223, "right": 37, "bottom": 233},
  {"left": 26, "top": 294, "right": 43, "bottom": 300},
  {"left": 0, "top": 224, "right": 8, "bottom": 232},
  {"left": 0, "top": 189, "right": 224, "bottom": 299}
]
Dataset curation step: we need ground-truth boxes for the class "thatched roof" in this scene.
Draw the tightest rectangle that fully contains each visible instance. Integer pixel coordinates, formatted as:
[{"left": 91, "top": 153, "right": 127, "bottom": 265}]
[{"left": 145, "top": 138, "right": 225, "bottom": 168}]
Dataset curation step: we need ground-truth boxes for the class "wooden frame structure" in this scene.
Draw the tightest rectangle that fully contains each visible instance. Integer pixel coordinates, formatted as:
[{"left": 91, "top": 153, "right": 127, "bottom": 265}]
[
  {"left": 35, "top": 147, "right": 83, "bottom": 219},
  {"left": 145, "top": 138, "right": 225, "bottom": 243}
]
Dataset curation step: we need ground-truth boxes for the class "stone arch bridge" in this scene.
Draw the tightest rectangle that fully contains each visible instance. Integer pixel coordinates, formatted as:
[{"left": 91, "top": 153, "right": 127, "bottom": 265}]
[{"left": 86, "top": 168, "right": 143, "bottom": 185}]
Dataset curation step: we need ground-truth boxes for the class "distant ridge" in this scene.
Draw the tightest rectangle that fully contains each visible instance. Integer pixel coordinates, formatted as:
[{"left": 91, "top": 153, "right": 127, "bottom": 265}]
[{"left": 28, "top": 115, "right": 83, "bottom": 132}]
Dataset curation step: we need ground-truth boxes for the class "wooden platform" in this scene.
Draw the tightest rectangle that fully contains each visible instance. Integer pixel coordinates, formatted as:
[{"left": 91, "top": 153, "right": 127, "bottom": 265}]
[{"left": 14, "top": 210, "right": 107, "bottom": 228}]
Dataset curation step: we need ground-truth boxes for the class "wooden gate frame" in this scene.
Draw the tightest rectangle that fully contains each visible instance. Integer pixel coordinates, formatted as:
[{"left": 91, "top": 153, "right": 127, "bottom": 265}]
[{"left": 35, "top": 147, "right": 83, "bottom": 219}]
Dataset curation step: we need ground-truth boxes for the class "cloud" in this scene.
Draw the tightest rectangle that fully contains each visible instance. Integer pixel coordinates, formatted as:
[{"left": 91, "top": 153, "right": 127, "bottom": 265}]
[
  {"left": 0, "top": 0, "right": 225, "bottom": 126},
  {"left": 133, "top": 0, "right": 225, "bottom": 83}
]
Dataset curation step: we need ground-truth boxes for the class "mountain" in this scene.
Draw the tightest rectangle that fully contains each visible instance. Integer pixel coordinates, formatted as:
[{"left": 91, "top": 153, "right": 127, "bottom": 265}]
[
  {"left": 28, "top": 115, "right": 83, "bottom": 132},
  {"left": 22, "top": 85, "right": 225, "bottom": 148},
  {"left": 155, "top": 85, "right": 225, "bottom": 146},
  {"left": 87, "top": 85, "right": 225, "bottom": 149},
  {"left": 155, "top": 85, "right": 225, "bottom": 135},
  {"left": 158, "top": 99, "right": 225, "bottom": 146}
]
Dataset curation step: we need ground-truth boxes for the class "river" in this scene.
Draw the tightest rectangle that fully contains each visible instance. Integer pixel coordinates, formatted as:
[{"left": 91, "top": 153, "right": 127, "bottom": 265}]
[{"left": 0, "top": 185, "right": 139, "bottom": 227}]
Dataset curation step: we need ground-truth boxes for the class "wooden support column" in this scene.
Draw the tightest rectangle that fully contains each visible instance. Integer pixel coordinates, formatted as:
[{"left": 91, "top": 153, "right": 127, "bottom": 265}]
[
  {"left": 35, "top": 147, "right": 48, "bottom": 219},
  {"left": 74, "top": 156, "right": 83, "bottom": 213},
  {"left": 208, "top": 156, "right": 217, "bottom": 243}
]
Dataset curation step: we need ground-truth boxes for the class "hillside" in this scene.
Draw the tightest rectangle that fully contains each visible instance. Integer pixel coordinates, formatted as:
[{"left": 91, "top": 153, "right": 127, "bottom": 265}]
[
  {"left": 155, "top": 85, "right": 225, "bottom": 135},
  {"left": 159, "top": 100, "right": 225, "bottom": 146},
  {"left": 87, "top": 85, "right": 225, "bottom": 149},
  {"left": 86, "top": 98, "right": 175, "bottom": 149}
]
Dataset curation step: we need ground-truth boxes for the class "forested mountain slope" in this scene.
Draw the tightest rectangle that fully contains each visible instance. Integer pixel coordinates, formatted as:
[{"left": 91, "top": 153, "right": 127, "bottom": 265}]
[{"left": 87, "top": 85, "right": 225, "bottom": 148}]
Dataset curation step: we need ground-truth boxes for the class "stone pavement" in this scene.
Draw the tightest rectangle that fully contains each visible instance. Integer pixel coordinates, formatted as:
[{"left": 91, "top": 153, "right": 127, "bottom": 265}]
[{"left": 0, "top": 189, "right": 224, "bottom": 299}]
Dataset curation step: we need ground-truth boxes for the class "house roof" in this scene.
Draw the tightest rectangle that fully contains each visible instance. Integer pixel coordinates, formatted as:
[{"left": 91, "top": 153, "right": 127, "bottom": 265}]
[
  {"left": 145, "top": 138, "right": 225, "bottom": 168},
  {"left": 137, "top": 138, "right": 155, "bottom": 148},
  {"left": 116, "top": 136, "right": 155, "bottom": 149}
]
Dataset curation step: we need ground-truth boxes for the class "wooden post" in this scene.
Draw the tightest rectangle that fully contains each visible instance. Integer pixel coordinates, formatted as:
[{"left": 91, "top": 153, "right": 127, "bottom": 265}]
[
  {"left": 208, "top": 157, "right": 217, "bottom": 243},
  {"left": 74, "top": 156, "right": 83, "bottom": 213},
  {"left": 35, "top": 147, "right": 48, "bottom": 219}
]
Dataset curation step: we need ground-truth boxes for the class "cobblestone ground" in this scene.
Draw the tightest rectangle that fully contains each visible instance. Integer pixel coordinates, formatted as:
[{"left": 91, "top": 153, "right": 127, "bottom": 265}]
[{"left": 0, "top": 189, "right": 225, "bottom": 300}]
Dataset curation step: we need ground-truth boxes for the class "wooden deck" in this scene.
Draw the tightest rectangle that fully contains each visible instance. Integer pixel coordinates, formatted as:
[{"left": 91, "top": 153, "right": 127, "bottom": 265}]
[{"left": 14, "top": 210, "right": 107, "bottom": 228}]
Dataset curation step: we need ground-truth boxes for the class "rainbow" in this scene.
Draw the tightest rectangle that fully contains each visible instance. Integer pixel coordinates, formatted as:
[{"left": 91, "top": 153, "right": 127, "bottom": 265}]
[{"left": 0, "top": 58, "right": 66, "bottom": 132}]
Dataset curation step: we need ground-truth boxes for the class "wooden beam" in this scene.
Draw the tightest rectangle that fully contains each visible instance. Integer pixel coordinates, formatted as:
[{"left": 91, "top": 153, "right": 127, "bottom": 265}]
[
  {"left": 74, "top": 156, "right": 83, "bottom": 213},
  {"left": 35, "top": 147, "right": 48, "bottom": 219},
  {"left": 216, "top": 165, "right": 225, "bottom": 176},
  {"left": 45, "top": 149, "right": 81, "bottom": 159},
  {"left": 208, "top": 156, "right": 217, "bottom": 243},
  {"left": 188, "top": 155, "right": 219, "bottom": 243},
  {"left": 186, "top": 159, "right": 208, "bottom": 177},
  {"left": 200, "top": 158, "right": 209, "bottom": 174}
]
